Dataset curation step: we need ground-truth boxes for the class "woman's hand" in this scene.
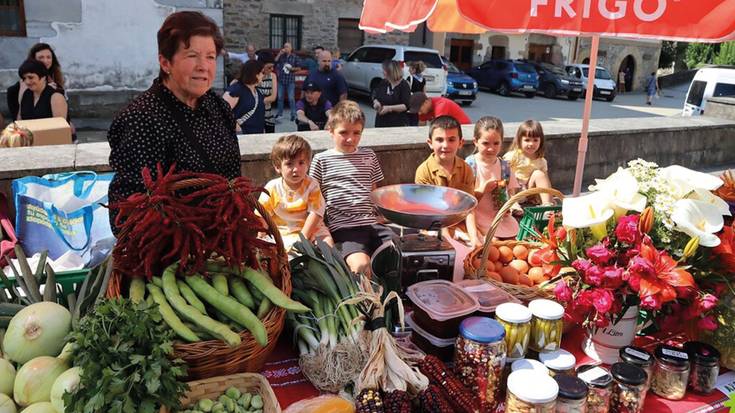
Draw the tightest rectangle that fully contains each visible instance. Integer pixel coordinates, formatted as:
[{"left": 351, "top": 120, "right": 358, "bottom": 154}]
[
  {"left": 379, "top": 105, "right": 391, "bottom": 115},
  {"left": 372, "top": 100, "right": 382, "bottom": 112},
  {"left": 309, "top": 120, "right": 319, "bottom": 131}
]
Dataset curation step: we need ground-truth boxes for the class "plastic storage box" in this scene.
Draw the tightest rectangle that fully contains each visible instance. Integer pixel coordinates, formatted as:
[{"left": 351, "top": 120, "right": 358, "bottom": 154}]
[{"left": 406, "top": 279, "right": 479, "bottom": 339}]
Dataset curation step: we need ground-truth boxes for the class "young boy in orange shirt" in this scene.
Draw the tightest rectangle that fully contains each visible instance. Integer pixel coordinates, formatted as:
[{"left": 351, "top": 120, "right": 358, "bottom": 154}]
[{"left": 415, "top": 115, "right": 479, "bottom": 246}]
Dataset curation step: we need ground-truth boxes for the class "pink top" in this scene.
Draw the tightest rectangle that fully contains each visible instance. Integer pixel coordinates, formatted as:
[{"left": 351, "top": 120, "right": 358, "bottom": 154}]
[{"left": 470, "top": 154, "right": 520, "bottom": 238}]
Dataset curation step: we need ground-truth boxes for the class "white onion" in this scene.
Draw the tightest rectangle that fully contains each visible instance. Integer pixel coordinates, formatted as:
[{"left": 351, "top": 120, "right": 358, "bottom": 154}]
[
  {"left": 50, "top": 367, "right": 80, "bottom": 413},
  {"left": 0, "top": 358, "right": 15, "bottom": 395},
  {"left": 19, "top": 402, "right": 55, "bottom": 413},
  {"left": 3, "top": 302, "right": 71, "bottom": 364},
  {"left": 13, "top": 356, "right": 68, "bottom": 407},
  {"left": 0, "top": 393, "right": 16, "bottom": 413}
]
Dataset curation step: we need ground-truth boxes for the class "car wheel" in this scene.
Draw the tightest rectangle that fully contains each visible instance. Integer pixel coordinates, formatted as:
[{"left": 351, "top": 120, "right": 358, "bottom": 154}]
[
  {"left": 567, "top": 93, "right": 579, "bottom": 101},
  {"left": 544, "top": 84, "right": 557, "bottom": 99},
  {"left": 498, "top": 82, "right": 510, "bottom": 96}
]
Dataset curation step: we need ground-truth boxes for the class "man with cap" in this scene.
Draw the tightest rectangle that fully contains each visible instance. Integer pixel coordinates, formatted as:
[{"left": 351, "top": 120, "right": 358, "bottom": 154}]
[
  {"left": 295, "top": 81, "right": 332, "bottom": 131},
  {"left": 304, "top": 50, "right": 348, "bottom": 106},
  {"left": 407, "top": 92, "right": 471, "bottom": 125}
]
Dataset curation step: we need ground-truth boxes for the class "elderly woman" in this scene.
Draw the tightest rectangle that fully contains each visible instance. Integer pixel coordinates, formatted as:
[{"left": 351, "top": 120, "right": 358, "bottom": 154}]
[
  {"left": 107, "top": 11, "right": 241, "bottom": 234},
  {"left": 372, "top": 60, "right": 411, "bottom": 128},
  {"left": 16, "top": 59, "right": 68, "bottom": 121},
  {"left": 223, "top": 60, "right": 265, "bottom": 134}
]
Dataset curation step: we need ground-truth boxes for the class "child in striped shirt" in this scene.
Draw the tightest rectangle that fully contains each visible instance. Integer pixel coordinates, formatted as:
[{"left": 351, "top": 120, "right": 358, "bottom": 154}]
[{"left": 309, "top": 100, "right": 395, "bottom": 276}]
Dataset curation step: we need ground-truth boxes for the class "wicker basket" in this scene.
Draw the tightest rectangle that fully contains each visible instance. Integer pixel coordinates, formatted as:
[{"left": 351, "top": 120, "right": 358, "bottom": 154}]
[
  {"left": 160, "top": 373, "right": 281, "bottom": 413},
  {"left": 464, "top": 187, "right": 564, "bottom": 303},
  {"left": 107, "top": 178, "right": 290, "bottom": 380}
]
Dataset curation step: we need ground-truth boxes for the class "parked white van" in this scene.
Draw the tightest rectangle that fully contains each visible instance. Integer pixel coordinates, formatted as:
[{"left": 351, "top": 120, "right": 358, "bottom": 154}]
[
  {"left": 341, "top": 45, "right": 447, "bottom": 97},
  {"left": 683, "top": 66, "right": 735, "bottom": 116},
  {"left": 565, "top": 64, "right": 617, "bottom": 102}
]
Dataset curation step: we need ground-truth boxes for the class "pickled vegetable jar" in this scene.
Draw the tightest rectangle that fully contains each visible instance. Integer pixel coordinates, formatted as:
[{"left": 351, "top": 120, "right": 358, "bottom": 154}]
[
  {"left": 495, "top": 302, "right": 532, "bottom": 359},
  {"left": 528, "top": 299, "right": 564, "bottom": 353},
  {"left": 455, "top": 317, "right": 507, "bottom": 412},
  {"left": 539, "top": 349, "right": 576, "bottom": 377}
]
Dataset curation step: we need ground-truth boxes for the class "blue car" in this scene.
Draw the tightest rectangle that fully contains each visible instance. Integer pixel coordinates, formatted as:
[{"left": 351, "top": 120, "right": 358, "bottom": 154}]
[
  {"left": 468, "top": 59, "right": 540, "bottom": 98},
  {"left": 442, "top": 59, "right": 478, "bottom": 106}
]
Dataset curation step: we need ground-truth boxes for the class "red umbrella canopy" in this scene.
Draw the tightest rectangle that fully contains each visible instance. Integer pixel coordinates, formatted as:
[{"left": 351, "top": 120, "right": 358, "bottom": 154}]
[{"left": 360, "top": 0, "right": 735, "bottom": 41}]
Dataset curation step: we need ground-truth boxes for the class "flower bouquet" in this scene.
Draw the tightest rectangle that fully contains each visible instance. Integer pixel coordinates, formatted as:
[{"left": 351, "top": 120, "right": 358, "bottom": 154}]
[{"left": 544, "top": 160, "right": 734, "bottom": 363}]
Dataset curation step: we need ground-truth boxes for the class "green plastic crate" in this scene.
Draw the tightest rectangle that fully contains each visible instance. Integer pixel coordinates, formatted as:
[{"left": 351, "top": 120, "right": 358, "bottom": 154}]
[
  {"left": 516, "top": 205, "right": 562, "bottom": 241},
  {"left": 0, "top": 268, "right": 90, "bottom": 305}
]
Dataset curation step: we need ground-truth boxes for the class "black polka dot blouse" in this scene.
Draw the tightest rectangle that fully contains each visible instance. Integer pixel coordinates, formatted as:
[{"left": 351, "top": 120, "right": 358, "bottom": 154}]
[{"left": 107, "top": 78, "right": 241, "bottom": 234}]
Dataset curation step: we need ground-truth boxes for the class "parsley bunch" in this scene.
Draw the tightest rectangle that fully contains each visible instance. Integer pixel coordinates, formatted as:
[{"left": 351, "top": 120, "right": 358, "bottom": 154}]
[{"left": 64, "top": 298, "right": 188, "bottom": 413}]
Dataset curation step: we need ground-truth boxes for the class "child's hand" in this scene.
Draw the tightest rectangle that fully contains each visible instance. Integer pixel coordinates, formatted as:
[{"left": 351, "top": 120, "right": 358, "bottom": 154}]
[{"left": 483, "top": 180, "right": 499, "bottom": 194}]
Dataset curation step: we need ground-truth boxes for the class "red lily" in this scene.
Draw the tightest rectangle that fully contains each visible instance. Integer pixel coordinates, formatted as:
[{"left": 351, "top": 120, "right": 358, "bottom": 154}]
[
  {"left": 535, "top": 214, "right": 566, "bottom": 277},
  {"left": 713, "top": 223, "right": 735, "bottom": 272},
  {"left": 628, "top": 237, "right": 696, "bottom": 305}
]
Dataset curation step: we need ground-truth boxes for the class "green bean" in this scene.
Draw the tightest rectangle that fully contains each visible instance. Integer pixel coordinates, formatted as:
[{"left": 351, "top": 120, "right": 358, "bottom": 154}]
[
  {"left": 229, "top": 278, "right": 255, "bottom": 309},
  {"left": 147, "top": 284, "right": 199, "bottom": 342},
  {"left": 256, "top": 297, "right": 272, "bottom": 319},
  {"left": 151, "top": 276, "right": 163, "bottom": 288},
  {"left": 238, "top": 267, "right": 309, "bottom": 313},
  {"left": 212, "top": 273, "right": 229, "bottom": 296},
  {"left": 177, "top": 279, "right": 208, "bottom": 315}
]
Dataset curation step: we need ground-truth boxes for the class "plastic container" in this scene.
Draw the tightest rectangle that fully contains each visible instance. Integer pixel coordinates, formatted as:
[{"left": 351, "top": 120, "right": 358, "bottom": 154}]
[
  {"left": 495, "top": 302, "right": 533, "bottom": 359},
  {"left": 576, "top": 364, "right": 612, "bottom": 413},
  {"left": 528, "top": 299, "right": 564, "bottom": 352},
  {"left": 406, "top": 279, "right": 479, "bottom": 339},
  {"left": 457, "top": 278, "right": 520, "bottom": 316},
  {"left": 555, "top": 374, "right": 589, "bottom": 413},
  {"left": 512, "top": 358, "right": 549, "bottom": 375},
  {"left": 651, "top": 344, "right": 690, "bottom": 400},
  {"left": 618, "top": 346, "right": 653, "bottom": 390},
  {"left": 0, "top": 268, "right": 89, "bottom": 306},
  {"left": 610, "top": 363, "right": 647, "bottom": 413},
  {"left": 506, "top": 370, "right": 558, "bottom": 413},
  {"left": 539, "top": 349, "right": 576, "bottom": 377},
  {"left": 684, "top": 341, "right": 720, "bottom": 395},
  {"left": 455, "top": 317, "right": 507, "bottom": 411},
  {"left": 405, "top": 313, "right": 455, "bottom": 362}
]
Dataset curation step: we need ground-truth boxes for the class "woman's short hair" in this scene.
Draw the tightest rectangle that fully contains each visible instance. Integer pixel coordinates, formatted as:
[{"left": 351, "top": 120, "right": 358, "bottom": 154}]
[
  {"left": 157, "top": 11, "right": 224, "bottom": 80},
  {"left": 27, "top": 43, "right": 64, "bottom": 89},
  {"left": 382, "top": 60, "right": 403, "bottom": 83},
  {"left": 408, "top": 61, "right": 426, "bottom": 74},
  {"left": 18, "top": 59, "right": 48, "bottom": 80},
  {"left": 239, "top": 60, "right": 265, "bottom": 85}
]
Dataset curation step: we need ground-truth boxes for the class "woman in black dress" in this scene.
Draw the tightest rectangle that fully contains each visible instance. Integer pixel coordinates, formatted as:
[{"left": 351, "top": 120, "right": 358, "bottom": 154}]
[
  {"left": 16, "top": 59, "right": 67, "bottom": 121},
  {"left": 406, "top": 61, "right": 426, "bottom": 126},
  {"left": 107, "top": 11, "right": 241, "bottom": 235},
  {"left": 372, "top": 60, "right": 410, "bottom": 128}
]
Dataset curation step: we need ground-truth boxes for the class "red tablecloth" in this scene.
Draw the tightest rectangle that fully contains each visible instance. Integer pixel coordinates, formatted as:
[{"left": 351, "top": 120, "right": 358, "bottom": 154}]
[{"left": 260, "top": 329, "right": 731, "bottom": 412}]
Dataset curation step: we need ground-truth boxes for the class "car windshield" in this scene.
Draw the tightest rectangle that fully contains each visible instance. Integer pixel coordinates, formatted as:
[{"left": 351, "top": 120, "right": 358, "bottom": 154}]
[
  {"left": 541, "top": 64, "right": 566, "bottom": 75},
  {"left": 515, "top": 63, "right": 537, "bottom": 73},
  {"left": 446, "top": 61, "right": 462, "bottom": 73},
  {"left": 404, "top": 51, "right": 444, "bottom": 69},
  {"left": 582, "top": 67, "right": 612, "bottom": 79}
]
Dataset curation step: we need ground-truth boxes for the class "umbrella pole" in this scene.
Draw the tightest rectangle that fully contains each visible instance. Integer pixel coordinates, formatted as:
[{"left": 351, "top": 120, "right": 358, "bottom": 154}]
[{"left": 572, "top": 34, "right": 600, "bottom": 197}]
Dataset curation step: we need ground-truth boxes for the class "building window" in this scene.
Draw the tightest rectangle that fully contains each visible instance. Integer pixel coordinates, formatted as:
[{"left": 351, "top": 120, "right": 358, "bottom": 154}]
[
  {"left": 0, "top": 0, "right": 26, "bottom": 36},
  {"left": 270, "top": 14, "right": 301, "bottom": 50}
]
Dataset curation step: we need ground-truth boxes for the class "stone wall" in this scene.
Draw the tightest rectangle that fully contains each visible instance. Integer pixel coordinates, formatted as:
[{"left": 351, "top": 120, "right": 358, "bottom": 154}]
[
  {"left": 576, "top": 38, "right": 661, "bottom": 92},
  {"left": 705, "top": 97, "right": 735, "bottom": 120}
]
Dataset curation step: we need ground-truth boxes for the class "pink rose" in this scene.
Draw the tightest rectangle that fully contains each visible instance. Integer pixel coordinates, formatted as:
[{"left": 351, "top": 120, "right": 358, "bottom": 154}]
[
  {"left": 628, "top": 256, "right": 655, "bottom": 278},
  {"left": 615, "top": 214, "right": 640, "bottom": 244},
  {"left": 572, "top": 259, "right": 593, "bottom": 274},
  {"left": 591, "top": 289, "right": 614, "bottom": 314},
  {"left": 640, "top": 294, "right": 662, "bottom": 310},
  {"left": 586, "top": 243, "right": 616, "bottom": 266},
  {"left": 601, "top": 266, "right": 625, "bottom": 289},
  {"left": 698, "top": 316, "right": 719, "bottom": 331},
  {"left": 697, "top": 294, "right": 719, "bottom": 312},
  {"left": 554, "top": 280, "right": 573, "bottom": 302},
  {"left": 584, "top": 265, "right": 604, "bottom": 287}
]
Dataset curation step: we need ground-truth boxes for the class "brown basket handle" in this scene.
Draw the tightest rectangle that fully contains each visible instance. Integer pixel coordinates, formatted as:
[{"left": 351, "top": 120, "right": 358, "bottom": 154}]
[{"left": 475, "top": 187, "right": 564, "bottom": 279}]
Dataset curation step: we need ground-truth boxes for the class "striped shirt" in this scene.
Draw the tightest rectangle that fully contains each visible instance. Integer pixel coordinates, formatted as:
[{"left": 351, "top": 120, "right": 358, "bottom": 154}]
[
  {"left": 310, "top": 147, "right": 384, "bottom": 232},
  {"left": 256, "top": 74, "right": 275, "bottom": 127}
]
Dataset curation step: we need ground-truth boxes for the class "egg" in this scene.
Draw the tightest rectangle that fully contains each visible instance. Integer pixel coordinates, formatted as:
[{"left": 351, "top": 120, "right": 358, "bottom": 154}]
[
  {"left": 487, "top": 246, "right": 500, "bottom": 262},
  {"left": 512, "top": 245, "right": 529, "bottom": 260},
  {"left": 518, "top": 274, "right": 534, "bottom": 287},
  {"left": 499, "top": 266, "right": 520, "bottom": 284},
  {"left": 485, "top": 271, "right": 502, "bottom": 282},
  {"left": 494, "top": 261, "right": 505, "bottom": 272},
  {"left": 528, "top": 267, "right": 546, "bottom": 284},
  {"left": 498, "top": 246, "right": 514, "bottom": 263},
  {"left": 472, "top": 257, "right": 482, "bottom": 269},
  {"left": 527, "top": 249, "right": 542, "bottom": 266},
  {"left": 509, "top": 259, "right": 529, "bottom": 274}
]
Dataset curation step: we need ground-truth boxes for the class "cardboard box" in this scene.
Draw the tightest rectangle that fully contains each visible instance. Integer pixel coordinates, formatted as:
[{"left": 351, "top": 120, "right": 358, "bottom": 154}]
[{"left": 14, "top": 117, "right": 72, "bottom": 146}]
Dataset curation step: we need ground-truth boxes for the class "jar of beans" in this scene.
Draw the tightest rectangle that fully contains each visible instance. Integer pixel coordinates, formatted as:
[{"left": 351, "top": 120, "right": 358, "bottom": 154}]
[
  {"left": 618, "top": 346, "right": 653, "bottom": 391},
  {"left": 528, "top": 299, "right": 565, "bottom": 353},
  {"left": 684, "top": 341, "right": 721, "bottom": 394},
  {"left": 651, "top": 344, "right": 690, "bottom": 400},
  {"left": 506, "top": 370, "right": 558, "bottom": 413},
  {"left": 576, "top": 364, "right": 612, "bottom": 413},
  {"left": 455, "top": 317, "right": 507, "bottom": 412},
  {"left": 610, "top": 362, "right": 647, "bottom": 413},
  {"left": 555, "top": 374, "right": 589, "bottom": 413}
]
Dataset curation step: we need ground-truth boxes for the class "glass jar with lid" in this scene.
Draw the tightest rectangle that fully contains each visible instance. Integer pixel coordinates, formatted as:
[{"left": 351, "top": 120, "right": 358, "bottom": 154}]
[
  {"left": 684, "top": 341, "right": 720, "bottom": 394},
  {"left": 619, "top": 346, "right": 653, "bottom": 390},
  {"left": 651, "top": 344, "right": 690, "bottom": 400},
  {"left": 512, "top": 358, "right": 550, "bottom": 375},
  {"left": 455, "top": 317, "right": 507, "bottom": 411},
  {"left": 495, "top": 302, "right": 532, "bottom": 359},
  {"left": 506, "top": 369, "right": 559, "bottom": 413},
  {"left": 555, "top": 374, "right": 589, "bottom": 413},
  {"left": 576, "top": 364, "right": 612, "bottom": 413},
  {"left": 528, "top": 299, "right": 565, "bottom": 352},
  {"left": 610, "top": 362, "right": 647, "bottom": 413},
  {"left": 539, "top": 349, "right": 577, "bottom": 377}
]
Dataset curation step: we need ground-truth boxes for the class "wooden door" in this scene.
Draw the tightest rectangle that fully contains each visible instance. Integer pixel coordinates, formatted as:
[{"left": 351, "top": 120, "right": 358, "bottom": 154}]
[{"left": 449, "top": 39, "right": 475, "bottom": 71}]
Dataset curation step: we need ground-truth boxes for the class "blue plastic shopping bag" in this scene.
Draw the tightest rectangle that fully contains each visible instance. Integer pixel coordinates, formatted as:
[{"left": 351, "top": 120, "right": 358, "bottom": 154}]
[{"left": 12, "top": 171, "right": 115, "bottom": 268}]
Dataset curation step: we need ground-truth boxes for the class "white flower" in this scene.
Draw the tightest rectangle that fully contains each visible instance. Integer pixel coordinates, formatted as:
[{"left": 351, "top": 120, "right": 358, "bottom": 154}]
[
  {"left": 590, "top": 167, "right": 647, "bottom": 217},
  {"left": 671, "top": 199, "right": 724, "bottom": 247},
  {"left": 659, "top": 165, "right": 724, "bottom": 196},
  {"left": 687, "top": 188, "right": 732, "bottom": 217},
  {"left": 562, "top": 192, "right": 614, "bottom": 240}
]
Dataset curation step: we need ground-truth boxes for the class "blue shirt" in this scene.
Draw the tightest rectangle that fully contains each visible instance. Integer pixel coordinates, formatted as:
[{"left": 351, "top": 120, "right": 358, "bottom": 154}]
[
  {"left": 227, "top": 82, "right": 265, "bottom": 134},
  {"left": 276, "top": 53, "right": 302, "bottom": 85},
  {"left": 305, "top": 69, "right": 348, "bottom": 106}
]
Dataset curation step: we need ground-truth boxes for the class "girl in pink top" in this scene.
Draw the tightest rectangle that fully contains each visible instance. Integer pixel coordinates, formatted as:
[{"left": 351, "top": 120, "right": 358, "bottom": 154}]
[{"left": 465, "top": 116, "right": 520, "bottom": 241}]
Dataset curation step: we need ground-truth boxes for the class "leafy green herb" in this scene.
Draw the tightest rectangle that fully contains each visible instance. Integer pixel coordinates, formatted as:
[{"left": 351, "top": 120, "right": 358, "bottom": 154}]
[{"left": 64, "top": 298, "right": 188, "bottom": 413}]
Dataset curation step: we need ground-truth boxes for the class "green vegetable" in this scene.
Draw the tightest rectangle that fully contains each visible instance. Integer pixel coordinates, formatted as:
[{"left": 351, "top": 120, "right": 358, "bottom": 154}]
[
  {"left": 177, "top": 280, "right": 208, "bottom": 315},
  {"left": 233, "top": 267, "right": 308, "bottom": 313},
  {"left": 13, "top": 356, "right": 69, "bottom": 407},
  {"left": 225, "top": 387, "right": 241, "bottom": 400},
  {"left": 256, "top": 298, "right": 272, "bottom": 319},
  {"left": 151, "top": 276, "right": 163, "bottom": 288},
  {"left": 229, "top": 279, "right": 255, "bottom": 309},
  {"left": 239, "top": 393, "right": 252, "bottom": 409},
  {"left": 250, "top": 395, "right": 263, "bottom": 409},
  {"left": 63, "top": 298, "right": 188, "bottom": 413},
  {"left": 0, "top": 357, "right": 16, "bottom": 395},
  {"left": 147, "top": 284, "right": 200, "bottom": 342},
  {"left": 212, "top": 274, "right": 229, "bottom": 296},
  {"left": 50, "top": 366, "right": 81, "bottom": 413},
  {"left": 185, "top": 275, "right": 267, "bottom": 346},
  {"left": 0, "top": 303, "right": 24, "bottom": 317},
  {"left": 3, "top": 301, "right": 71, "bottom": 363},
  {"left": 42, "top": 263, "right": 56, "bottom": 303},
  {"left": 198, "top": 398, "right": 214, "bottom": 412},
  {"left": 129, "top": 278, "right": 146, "bottom": 303},
  {"left": 0, "top": 393, "right": 15, "bottom": 413}
]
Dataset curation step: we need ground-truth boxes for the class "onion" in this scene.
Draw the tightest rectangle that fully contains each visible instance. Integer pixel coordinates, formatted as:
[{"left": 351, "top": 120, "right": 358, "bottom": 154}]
[
  {"left": 0, "top": 394, "right": 16, "bottom": 413},
  {"left": 19, "top": 402, "right": 55, "bottom": 413},
  {"left": 0, "top": 358, "right": 15, "bottom": 395},
  {"left": 50, "top": 367, "right": 80, "bottom": 413},
  {"left": 13, "top": 356, "right": 69, "bottom": 407},
  {"left": 3, "top": 302, "right": 71, "bottom": 364}
]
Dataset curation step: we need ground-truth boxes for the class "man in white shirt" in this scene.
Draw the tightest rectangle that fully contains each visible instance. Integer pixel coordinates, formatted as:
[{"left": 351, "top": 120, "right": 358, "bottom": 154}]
[{"left": 227, "top": 45, "right": 257, "bottom": 63}]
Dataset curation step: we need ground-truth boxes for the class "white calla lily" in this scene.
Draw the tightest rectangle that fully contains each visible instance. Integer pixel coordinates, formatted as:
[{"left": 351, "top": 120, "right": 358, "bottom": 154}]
[
  {"left": 671, "top": 199, "right": 724, "bottom": 247},
  {"left": 590, "top": 167, "right": 647, "bottom": 217},
  {"left": 659, "top": 165, "right": 724, "bottom": 192},
  {"left": 688, "top": 188, "right": 732, "bottom": 216},
  {"left": 562, "top": 192, "right": 615, "bottom": 240}
]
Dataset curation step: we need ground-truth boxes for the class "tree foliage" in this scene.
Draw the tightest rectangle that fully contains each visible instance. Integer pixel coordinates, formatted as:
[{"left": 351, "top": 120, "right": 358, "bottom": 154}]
[
  {"left": 686, "top": 43, "right": 720, "bottom": 68},
  {"left": 714, "top": 42, "right": 735, "bottom": 66}
]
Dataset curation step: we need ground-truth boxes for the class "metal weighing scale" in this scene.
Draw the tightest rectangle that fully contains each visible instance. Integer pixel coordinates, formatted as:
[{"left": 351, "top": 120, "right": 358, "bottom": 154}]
[{"left": 369, "top": 184, "right": 477, "bottom": 293}]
